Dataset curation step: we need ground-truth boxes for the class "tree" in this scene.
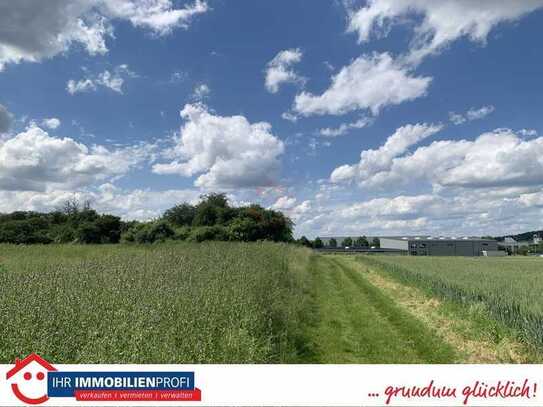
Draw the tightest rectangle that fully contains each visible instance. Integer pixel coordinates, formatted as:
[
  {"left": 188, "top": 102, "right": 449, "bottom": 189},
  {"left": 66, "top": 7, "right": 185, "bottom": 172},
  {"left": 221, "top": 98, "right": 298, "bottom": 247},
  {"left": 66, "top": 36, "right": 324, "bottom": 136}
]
[
  {"left": 341, "top": 237, "right": 353, "bottom": 247},
  {"left": 96, "top": 215, "right": 122, "bottom": 243},
  {"left": 77, "top": 222, "right": 101, "bottom": 244},
  {"left": 518, "top": 246, "right": 529, "bottom": 256},
  {"left": 355, "top": 236, "right": 369, "bottom": 248},
  {"left": 371, "top": 237, "right": 381, "bottom": 248},
  {"left": 328, "top": 238, "right": 337, "bottom": 248},
  {"left": 313, "top": 237, "right": 324, "bottom": 249},
  {"left": 298, "top": 236, "right": 312, "bottom": 247},
  {"left": 163, "top": 203, "right": 196, "bottom": 226},
  {"left": 61, "top": 197, "right": 80, "bottom": 216}
]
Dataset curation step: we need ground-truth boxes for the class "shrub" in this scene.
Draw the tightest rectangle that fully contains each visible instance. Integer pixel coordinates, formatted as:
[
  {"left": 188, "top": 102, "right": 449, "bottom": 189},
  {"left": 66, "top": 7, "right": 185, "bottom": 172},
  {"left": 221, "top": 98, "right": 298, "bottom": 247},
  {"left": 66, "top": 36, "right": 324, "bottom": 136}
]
[{"left": 188, "top": 226, "right": 229, "bottom": 242}]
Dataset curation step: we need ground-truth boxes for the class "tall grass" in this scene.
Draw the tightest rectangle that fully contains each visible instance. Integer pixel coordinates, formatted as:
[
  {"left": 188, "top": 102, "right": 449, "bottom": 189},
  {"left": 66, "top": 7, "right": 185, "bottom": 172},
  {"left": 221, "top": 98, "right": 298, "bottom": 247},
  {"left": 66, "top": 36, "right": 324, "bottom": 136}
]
[
  {"left": 359, "top": 256, "right": 543, "bottom": 349},
  {"left": 0, "top": 242, "right": 312, "bottom": 364}
]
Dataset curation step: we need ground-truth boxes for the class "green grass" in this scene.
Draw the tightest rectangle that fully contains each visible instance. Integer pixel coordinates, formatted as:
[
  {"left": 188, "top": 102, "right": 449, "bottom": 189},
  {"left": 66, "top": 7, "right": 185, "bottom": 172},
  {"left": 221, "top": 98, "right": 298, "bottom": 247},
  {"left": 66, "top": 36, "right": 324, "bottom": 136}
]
[
  {"left": 6, "top": 244, "right": 533, "bottom": 364},
  {"left": 358, "top": 255, "right": 543, "bottom": 350},
  {"left": 302, "top": 256, "right": 455, "bottom": 363},
  {"left": 0, "top": 242, "right": 312, "bottom": 364}
]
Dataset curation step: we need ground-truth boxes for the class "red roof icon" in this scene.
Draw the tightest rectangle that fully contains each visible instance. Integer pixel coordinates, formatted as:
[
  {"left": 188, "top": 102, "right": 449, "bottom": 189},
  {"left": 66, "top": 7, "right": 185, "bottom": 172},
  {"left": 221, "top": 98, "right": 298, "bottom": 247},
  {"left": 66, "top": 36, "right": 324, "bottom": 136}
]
[{"left": 6, "top": 353, "right": 57, "bottom": 379}]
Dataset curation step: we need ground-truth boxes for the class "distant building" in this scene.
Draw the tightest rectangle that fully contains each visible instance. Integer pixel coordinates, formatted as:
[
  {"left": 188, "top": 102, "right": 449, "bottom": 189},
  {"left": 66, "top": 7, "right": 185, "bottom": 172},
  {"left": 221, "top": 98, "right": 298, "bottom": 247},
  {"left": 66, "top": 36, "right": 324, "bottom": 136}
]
[
  {"left": 498, "top": 234, "right": 541, "bottom": 254},
  {"left": 380, "top": 236, "right": 498, "bottom": 256}
]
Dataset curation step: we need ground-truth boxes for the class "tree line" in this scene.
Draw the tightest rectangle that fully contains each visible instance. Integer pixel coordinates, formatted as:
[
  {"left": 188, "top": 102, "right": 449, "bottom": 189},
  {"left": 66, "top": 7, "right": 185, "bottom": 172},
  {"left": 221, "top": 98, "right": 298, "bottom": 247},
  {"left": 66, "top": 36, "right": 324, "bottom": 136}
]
[
  {"left": 0, "top": 194, "right": 294, "bottom": 245},
  {"left": 296, "top": 235, "right": 380, "bottom": 249}
]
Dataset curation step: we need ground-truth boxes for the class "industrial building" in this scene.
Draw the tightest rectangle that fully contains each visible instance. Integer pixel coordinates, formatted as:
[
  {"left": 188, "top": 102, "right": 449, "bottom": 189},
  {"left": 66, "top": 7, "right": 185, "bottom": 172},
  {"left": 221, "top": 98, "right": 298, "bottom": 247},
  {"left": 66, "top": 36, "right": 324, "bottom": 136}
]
[{"left": 380, "top": 236, "right": 499, "bottom": 256}]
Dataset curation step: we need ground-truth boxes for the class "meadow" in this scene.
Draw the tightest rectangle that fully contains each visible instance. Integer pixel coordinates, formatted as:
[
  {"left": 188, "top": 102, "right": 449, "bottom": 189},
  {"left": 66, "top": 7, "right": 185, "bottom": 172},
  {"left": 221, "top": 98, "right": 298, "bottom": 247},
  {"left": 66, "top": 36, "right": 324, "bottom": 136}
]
[
  {"left": 359, "top": 256, "right": 543, "bottom": 350},
  {"left": 0, "top": 243, "right": 312, "bottom": 364}
]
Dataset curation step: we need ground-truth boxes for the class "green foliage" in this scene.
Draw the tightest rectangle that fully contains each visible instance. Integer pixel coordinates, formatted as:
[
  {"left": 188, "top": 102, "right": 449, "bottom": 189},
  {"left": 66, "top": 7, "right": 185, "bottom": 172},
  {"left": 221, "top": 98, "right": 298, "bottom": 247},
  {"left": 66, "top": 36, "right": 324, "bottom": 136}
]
[
  {"left": 297, "top": 236, "right": 312, "bottom": 248},
  {"left": 518, "top": 246, "right": 529, "bottom": 256},
  {"left": 124, "top": 221, "right": 175, "bottom": 244},
  {"left": 359, "top": 256, "right": 543, "bottom": 350},
  {"left": 328, "top": 238, "right": 337, "bottom": 248},
  {"left": 313, "top": 237, "right": 324, "bottom": 249},
  {"left": 77, "top": 222, "right": 102, "bottom": 244},
  {"left": 0, "top": 243, "right": 313, "bottom": 363},
  {"left": 355, "top": 236, "right": 369, "bottom": 247},
  {"left": 341, "top": 237, "right": 353, "bottom": 247},
  {"left": 0, "top": 193, "right": 294, "bottom": 245},
  {"left": 163, "top": 203, "right": 196, "bottom": 226},
  {"left": 371, "top": 237, "right": 381, "bottom": 248},
  {"left": 187, "top": 225, "right": 229, "bottom": 242},
  {"left": 0, "top": 201, "right": 122, "bottom": 245}
]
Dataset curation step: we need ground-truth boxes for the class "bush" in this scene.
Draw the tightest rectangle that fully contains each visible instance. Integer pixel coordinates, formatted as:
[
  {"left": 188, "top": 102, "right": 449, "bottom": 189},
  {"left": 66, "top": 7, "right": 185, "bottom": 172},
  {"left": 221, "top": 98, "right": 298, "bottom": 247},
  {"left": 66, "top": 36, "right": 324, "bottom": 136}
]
[
  {"left": 188, "top": 226, "right": 229, "bottom": 242},
  {"left": 77, "top": 222, "right": 102, "bottom": 244}
]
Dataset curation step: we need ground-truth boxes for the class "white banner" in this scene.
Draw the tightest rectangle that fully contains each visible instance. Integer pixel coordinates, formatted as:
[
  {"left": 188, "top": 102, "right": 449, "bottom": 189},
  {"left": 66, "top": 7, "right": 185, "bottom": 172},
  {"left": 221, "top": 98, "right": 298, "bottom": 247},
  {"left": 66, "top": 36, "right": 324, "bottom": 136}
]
[{"left": 0, "top": 356, "right": 541, "bottom": 406}]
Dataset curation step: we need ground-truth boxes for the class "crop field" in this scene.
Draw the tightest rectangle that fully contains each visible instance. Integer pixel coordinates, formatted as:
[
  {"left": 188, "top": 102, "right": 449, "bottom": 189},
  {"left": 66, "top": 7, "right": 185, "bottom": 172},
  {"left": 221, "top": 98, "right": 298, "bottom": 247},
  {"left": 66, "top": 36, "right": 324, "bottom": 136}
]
[
  {"left": 359, "top": 256, "right": 543, "bottom": 350},
  {"left": 0, "top": 243, "right": 312, "bottom": 364},
  {"left": 2, "top": 244, "right": 541, "bottom": 364}
]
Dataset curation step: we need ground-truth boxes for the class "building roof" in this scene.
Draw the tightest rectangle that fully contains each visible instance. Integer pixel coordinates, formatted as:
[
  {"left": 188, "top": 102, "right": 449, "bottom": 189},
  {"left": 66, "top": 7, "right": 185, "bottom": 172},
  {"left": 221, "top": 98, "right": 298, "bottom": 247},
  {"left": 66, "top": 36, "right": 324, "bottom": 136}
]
[{"left": 381, "top": 236, "right": 496, "bottom": 242}]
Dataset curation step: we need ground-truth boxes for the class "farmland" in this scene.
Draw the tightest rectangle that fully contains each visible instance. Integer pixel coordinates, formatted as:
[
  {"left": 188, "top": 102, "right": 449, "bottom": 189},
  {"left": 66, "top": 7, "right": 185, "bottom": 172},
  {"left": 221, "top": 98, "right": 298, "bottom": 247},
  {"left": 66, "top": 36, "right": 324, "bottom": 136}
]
[
  {"left": 0, "top": 243, "right": 312, "bottom": 364},
  {"left": 1, "top": 243, "right": 542, "bottom": 364},
  {"left": 359, "top": 256, "right": 543, "bottom": 351}
]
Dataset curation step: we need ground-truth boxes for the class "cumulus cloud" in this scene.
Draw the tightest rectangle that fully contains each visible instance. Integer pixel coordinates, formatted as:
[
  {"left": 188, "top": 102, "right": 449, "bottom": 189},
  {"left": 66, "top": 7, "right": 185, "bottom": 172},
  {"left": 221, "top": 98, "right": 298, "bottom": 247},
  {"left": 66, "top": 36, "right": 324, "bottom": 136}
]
[
  {"left": 152, "top": 103, "right": 285, "bottom": 189},
  {"left": 0, "top": 184, "right": 201, "bottom": 221},
  {"left": 293, "top": 53, "right": 431, "bottom": 116},
  {"left": 449, "top": 105, "right": 495, "bottom": 125},
  {"left": 0, "top": 0, "right": 209, "bottom": 70},
  {"left": 42, "top": 117, "right": 61, "bottom": 129},
  {"left": 67, "top": 64, "right": 136, "bottom": 94},
  {"left": 348, "top": 0, "right": 543, "bottom": 64},
  {"left": 265, "top": 48, "right": 304, "bottom": 93},
  {"left": 330, "top": 123, "right": 443, "bottom": 184},
  {"left": 319, "top": 117, "right": 372, "bottom": 137},
  {"left": 331, "top": 127, "right": 543, "bottom": 191},
  {"left": 0, "top": 125, "right": 154, "bottom": 192},
  {"left": 0, "top": 104, "right": 13, "bottom": 133}
]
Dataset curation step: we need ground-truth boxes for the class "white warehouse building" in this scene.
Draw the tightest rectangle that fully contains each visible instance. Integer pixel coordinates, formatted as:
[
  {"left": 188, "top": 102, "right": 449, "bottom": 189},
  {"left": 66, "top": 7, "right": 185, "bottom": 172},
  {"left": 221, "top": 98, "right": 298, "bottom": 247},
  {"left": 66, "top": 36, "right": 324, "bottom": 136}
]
[{"left": 380, "top": 236, "right": 499, "bottom": 256}]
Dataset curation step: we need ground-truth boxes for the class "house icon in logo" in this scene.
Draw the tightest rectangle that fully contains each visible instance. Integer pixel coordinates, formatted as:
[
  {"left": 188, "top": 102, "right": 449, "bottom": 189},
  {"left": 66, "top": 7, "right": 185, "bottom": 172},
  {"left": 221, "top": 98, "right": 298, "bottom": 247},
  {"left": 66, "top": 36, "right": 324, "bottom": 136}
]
[{"left": 6, "top": 353, "right": 57, "bottom": 405}]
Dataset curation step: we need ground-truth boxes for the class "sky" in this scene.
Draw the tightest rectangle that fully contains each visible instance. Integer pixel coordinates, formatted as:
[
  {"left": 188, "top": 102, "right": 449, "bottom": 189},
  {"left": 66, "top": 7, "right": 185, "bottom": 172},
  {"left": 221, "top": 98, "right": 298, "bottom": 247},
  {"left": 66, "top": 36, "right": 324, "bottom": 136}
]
[{"left": 1, "top": 0, "right": 543, "bottom": 238}]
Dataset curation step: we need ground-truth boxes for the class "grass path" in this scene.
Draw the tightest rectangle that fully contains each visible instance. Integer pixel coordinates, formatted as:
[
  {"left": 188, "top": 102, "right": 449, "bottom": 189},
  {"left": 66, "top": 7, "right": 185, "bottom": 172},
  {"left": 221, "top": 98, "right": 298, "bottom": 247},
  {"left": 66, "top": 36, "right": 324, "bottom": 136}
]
[
  {"left": 303, "top": 255, "right": 455, "bottom": 363},
  {"left": 351, "top": 256, "right": 542, "bottom": 363}
]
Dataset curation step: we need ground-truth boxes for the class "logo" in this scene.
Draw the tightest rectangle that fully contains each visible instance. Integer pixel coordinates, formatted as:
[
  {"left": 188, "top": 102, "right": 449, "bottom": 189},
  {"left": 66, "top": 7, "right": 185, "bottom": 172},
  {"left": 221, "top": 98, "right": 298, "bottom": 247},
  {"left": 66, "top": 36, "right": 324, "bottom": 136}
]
[
  {"left": 5, "top": 354, "right": 202, "bottom": 405},
  {"left": 6, "top": 353, "right": 57, "bottom": 405}
]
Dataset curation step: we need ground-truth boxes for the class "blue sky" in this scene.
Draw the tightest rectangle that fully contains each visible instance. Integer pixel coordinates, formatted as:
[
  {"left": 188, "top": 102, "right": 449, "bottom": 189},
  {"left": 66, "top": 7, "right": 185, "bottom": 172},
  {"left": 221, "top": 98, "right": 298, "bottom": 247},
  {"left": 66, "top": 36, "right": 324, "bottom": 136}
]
[{"left": 1, "top": 0, "right": 543, "bottom": 237}]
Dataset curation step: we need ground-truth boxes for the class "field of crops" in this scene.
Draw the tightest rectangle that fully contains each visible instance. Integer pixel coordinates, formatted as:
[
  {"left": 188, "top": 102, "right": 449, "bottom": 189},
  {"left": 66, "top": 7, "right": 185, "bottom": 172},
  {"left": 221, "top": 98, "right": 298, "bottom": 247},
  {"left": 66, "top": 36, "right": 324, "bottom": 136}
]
[
  {"left": 0, "top": 243, "right": 312, "bottom": 364},
  {"left": 359, "top": 256, "right": 543, "bottom": 349}
]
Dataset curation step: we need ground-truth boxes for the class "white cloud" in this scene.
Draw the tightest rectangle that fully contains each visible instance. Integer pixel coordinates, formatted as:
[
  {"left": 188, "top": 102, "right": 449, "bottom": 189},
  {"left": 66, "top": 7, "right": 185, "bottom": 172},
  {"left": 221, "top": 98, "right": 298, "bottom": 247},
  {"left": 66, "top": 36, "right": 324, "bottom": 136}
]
[
  {"left": 102, "top": 0, "right": 209, "bottom": 35},
  {"left": 319, "top": 117, "right": 372, "bottom": 137},
  {"left": 0, "top": 184, "right": 201, "bottom": 221},
  {"left": 0, "top": 125, "right": 154, "bottom": 192},
  {"left": 519, "top": 129, "right": 538, "bottom": 137},
  {"left": 270, "top": 196, "right": 297, "bottom": 211},
  {"left": 291, "top": 183, "right": 543, "bottom": 238},
  {"left": 330, "top": 122, "right": 443, "bottom": 184},
  {"left": 332, "top": 127, "right": 543, "bottom": 191},
  {"left": 67, "top": 64, "right": 136, "bottom": 94},
  {"left": 265, "top": 48, "right": 304, "bottom": 93},
  {"left": 293, "top": 53, "right": 431, "bottom": 116},
  {"left": 0, "top": 0, "right": 209, "bottom": 70},
  {"left": 0, "top": 104, "right": 13, "bottom": 133},
  {"left": 449, "top": 105, "right": 495, "bottom": 125},
  {"left": 152, "top": 103, "right": 285, "bottom": 189},
  {"left": 348, "top": 0, "right": 543, "bottom": 64},
  {"left": 281, "top": 112, "right": 298, "bottom": 122},
  {"left": 192, "top": 84, "right": 210, "bottom": 100},
  {"left": 42, "top": 117, "right": 61, "bottom": 130}
]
